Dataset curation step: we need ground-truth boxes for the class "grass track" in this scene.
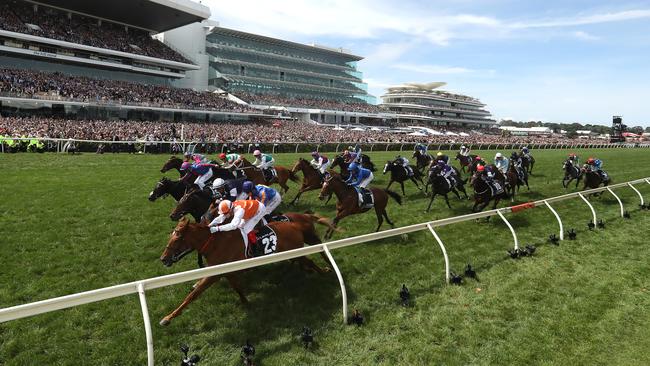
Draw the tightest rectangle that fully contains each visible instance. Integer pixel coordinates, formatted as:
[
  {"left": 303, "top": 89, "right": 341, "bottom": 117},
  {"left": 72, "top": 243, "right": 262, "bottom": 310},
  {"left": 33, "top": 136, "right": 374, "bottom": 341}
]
[{"left": 1, "top": 148, "right": 650, "bottom": 365}]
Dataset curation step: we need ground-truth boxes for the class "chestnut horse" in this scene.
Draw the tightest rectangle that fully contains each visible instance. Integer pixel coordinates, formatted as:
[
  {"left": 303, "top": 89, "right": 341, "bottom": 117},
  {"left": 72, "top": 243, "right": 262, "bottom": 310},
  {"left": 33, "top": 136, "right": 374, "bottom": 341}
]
[
  {"left": 455, "top": 153, "right": 478, "bottom": 173},
  {"left": 159, "top": 217, "right": 332, "bottom": 326},
  {"left": 236, "top": 158, "right": 299, "bottom": 194},
  {"left": 318, "top": 174, "right": 402, "bottom": 239},
  {"left": 289, "top": 158, "right": 324, "bottom": 204}
]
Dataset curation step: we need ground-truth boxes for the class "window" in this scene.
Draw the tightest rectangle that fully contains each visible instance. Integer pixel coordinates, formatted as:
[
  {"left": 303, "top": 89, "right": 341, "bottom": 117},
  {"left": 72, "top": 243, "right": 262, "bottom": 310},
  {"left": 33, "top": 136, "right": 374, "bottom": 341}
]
[
  {"left": 240, "top": 66, "right": 245, "bottom": 76},
  {"left": 279, "top": 71, "right": 285, "bottom": 81}
]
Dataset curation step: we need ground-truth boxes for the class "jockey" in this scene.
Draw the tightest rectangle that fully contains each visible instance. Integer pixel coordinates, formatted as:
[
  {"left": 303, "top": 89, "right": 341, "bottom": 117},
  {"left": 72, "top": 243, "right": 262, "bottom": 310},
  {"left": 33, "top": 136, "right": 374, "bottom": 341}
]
[
  {"left": 435, "top": 152, "right": 450, "bottom": 164},
  {"left": 474, "top": 155, "right": 486, "bottom": 167},
  {"left": 343, "top": 149, "right": 360, "bottom": 164},
  {"left": 510, "top": 152, "right": 522, "bottom": 168},
  {"left": 212, "top": 177, "right": 248, "bottom": 202},
  {"left": 184, "top": 151, "right": 207, "bottom": 164},
  {"left": 252, "top": 150, "right": 275, "bottom": 182},
  {"left": 395, "top": 155, "right": 414, "bottom": 176},
  {"left": 567, "top": 153, "right": 580, "bottom": 168},
  {"left": 460, "top": 145, "right": 471, "bottom": 157},
  {"left": 220, "top": 152, "right": 243, "bottom": 169},
  {"left": 208, "top": 199, "right": 266, "bottom": 256},
  {"left": 180, "top": 161, "right": 192, "bottom": 176},
  {"left": 494, "top": 152, "right": 509, "bottom": 175},
  {"left": 414, "top": 143, "right": 428, "bottom": 155},
  {"left": 185, "top": 162, "right": 217, "bottom": 190},
  {"left": 243, "top": 181, "right": 282, "bottom": 222},
  {"left": 521, "top": 146, "right": 531, "bottom": 159},
  {"left": 436, "top": 160, "right": 457, "bottom": 187},
  {"left": 586, "top": 158, "right": 607, "bottom": 180},
  {"left": 310, "top": 151, "right": 331, "bottom": 176},
  {"left": 345, "top": 162, "right": 373, "bottom": 188}
]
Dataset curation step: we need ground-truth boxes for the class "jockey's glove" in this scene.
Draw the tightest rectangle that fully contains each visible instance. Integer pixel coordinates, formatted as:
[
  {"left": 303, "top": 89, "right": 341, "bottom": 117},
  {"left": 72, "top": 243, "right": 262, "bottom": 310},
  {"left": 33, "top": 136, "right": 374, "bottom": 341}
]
[{"left": 210, "top": 226, "right": 220, "bottom": 233}]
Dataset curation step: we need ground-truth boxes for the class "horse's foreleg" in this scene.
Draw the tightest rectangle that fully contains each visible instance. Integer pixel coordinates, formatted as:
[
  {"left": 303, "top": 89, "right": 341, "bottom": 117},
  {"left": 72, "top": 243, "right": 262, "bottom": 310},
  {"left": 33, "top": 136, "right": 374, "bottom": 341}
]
[
  {"left": 444, "top": 194, "right": 452, "bottom": 209},
  {"left": 160, "top": 275, "right": 220, "bottom": 326},
  {"left": 400, "top": 181, "right": 406, "bottom": 196},
  {"left": 411, "top": 177, "right": 423, "bottom": 191},
  {"left": 290, "top": 189, "right": 304, "bottom": 205},
  {"left": 386, "top": 179, "right": 393, "bottom": 191},
  {"left": 225, "top": 274, "right": 248, "bottom": 304},
  {"left": 426, "top": 193, "right": 436, "bottom": 212},
  {"left": 197, "top": 253, "right": 204, "bottom": 268},
  {"left": 325, "top": 192, "right": 333, "bottom": 205},
  {"left": 383, "top": 210, "right": 395, "bottom": 228},
  {"left": 451, "top": 188, "right": 461, "bottom": 200}
]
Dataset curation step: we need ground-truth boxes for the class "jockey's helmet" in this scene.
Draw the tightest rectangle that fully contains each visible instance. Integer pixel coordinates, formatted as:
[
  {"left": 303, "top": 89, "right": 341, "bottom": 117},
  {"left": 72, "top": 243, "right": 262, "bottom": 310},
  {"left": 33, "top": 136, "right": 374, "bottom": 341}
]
[
  {"left": 436, "top": 152, "right": 443, "bottom": 157},
  {"left": 461, "top": 145, "right": 466, "bottom": 149},
  {"left": 348, "top": 162, "right": 359, "bottom": 171},
  {"left": 212, "top": 178, "right": 226, "bottom": 189},
  {"left": 511, "top": 152, "right": 518, "bottom": 158},
  {"left": 475, "top": 156, "right": 482, "bottom": 161},
  {"left": 242, "top": 181, "right": 255, "bottom": 193},
  {"left": 219, "top": 153, "right": 227, "bottom": 160},
  {"left": 218, "top": 200, "right": 233, "bottom": 215},
  {"left": 343, "top": 150, "right": 350, "bottom": 156},
  {"left": 183, "top": 152, "right": 192, "bottom": 158},
  {"left": 587, "top": 158, "right": 595, "bottom": 164},
  {"left": 495, "top": 153, "right": 503, "bottom": 159},
  {"left": 477, "top": 165, "right": 485, "bottom": 172},
  {"left": 253, "top": 150, "right": 261, "bottom": 156},
  {"left": 311, "top": 151, "right": 319, "bottom": 157}
]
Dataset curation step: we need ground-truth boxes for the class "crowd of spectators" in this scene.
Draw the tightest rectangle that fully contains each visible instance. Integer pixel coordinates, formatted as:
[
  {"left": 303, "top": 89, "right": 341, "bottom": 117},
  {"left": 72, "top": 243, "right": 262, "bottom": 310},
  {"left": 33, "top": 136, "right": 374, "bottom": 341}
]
[
  {"left": 237, "top": 92, "right": 383, "bottom": 113},
  {"left": 0, "top": 0, "right": 189, "bottom": 63},
  {"left": 0, "top": 67, "right": 260, "bottom": 113},
  {"left": 0, "top": 116, "right": 606, "bottom": 146}
]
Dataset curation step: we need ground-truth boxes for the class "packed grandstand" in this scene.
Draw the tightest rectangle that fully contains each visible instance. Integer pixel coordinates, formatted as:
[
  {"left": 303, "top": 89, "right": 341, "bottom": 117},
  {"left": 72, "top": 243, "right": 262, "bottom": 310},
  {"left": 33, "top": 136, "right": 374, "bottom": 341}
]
[{"left": 0, "top": 0, "right": 615, "bottom": 148}]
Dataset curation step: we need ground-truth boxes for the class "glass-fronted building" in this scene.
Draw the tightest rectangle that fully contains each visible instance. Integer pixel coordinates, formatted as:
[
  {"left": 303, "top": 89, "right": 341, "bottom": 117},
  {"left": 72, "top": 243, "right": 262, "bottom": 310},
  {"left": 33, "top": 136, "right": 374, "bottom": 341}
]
[{"left": 205, "top": 27, "right": 375, "bottom": 105}]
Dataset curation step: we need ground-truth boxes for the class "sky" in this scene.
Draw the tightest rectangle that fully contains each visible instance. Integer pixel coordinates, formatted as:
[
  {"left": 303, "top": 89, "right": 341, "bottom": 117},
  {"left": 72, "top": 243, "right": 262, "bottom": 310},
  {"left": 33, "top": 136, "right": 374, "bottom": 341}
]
[{"left": 201, "top": 0, "right": 650, "bottom": 127}]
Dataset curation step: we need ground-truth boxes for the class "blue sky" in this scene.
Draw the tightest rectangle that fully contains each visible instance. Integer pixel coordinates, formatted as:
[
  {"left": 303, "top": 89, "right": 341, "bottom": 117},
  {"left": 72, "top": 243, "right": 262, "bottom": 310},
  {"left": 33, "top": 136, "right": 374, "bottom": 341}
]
[{"left": 203, "top": 0, "right": 650, "bottom": 126}]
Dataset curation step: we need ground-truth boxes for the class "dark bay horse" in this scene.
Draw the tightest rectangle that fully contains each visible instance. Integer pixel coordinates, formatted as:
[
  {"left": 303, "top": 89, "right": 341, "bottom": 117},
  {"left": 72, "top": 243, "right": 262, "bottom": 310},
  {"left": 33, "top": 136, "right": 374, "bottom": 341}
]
[
  {"left": 455, "top": 153, "right": 478, "bottom": 173},
  {"left": 582, "top": 168, "right": 610, "bottom": 195},
  {"left": 169, "top": 189, "right": 213, "bottom": 222},
  {"left": 562, "top": 160, "right": 583, "bottom": 189},
  {"left": 521, "top": 154, "right": 535, "bottom": 175},
  {"left": 330, "top": 154, "right": 376, "bottom": 179},
  {"left": 425, "top": 166, "right": 469, "bottom": 212},
  {"left": 318, "top": 174, "right": 402, "bottom": 239},
  {"left": 412, "top": 150, "right": 433, "bottom": 173},
  {"left": 159, "top": 217, "right": 331, "bottom": 326},
  {"left": 382, "top": 160, "right": 424, "bottom": 196},
  {"left": 148, "top": 177, "right": 186, "bottom": 202},
  {"left": 161, "top": 156, "right": 184, "bottom": 177},
  {"left": 470, "top": 167, "right": 507, "bottom": 213},
  {"left": 289, "top": 158, "right": 324, "bottom": 204},
  {"left": 237, "top": 158, "right": 299, "bottom": 193}
]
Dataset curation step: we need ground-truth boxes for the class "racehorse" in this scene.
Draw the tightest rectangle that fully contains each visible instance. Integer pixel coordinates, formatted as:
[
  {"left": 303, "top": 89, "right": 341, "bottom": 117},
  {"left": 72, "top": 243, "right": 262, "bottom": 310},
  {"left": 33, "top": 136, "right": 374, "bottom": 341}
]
[
  {"left": 161, "top": 156, "right": 184, "bottom": 177},
  {"left": 521, "top": 154, "right": 535, "bottom": 175},
  {"left": 412, "top": 150, "right": 433, "bottom": 173},
  {"left": 455, "top": 153, "right": 478, "bottom": 173},
  {"left": 289, "top": 158, "right": 326, "bottom": 204},
  {"left": 148, "top": 177, "right": 186, "bottom": 202},
  {"left": 582, "top": 167, "right": 610, "bottom": 195},
  {"left": 330, "top": 154, "right": 376, "bottom": 179},
  {"left": 169, "top": 189, "right": 213, "bottom": 222},
  {"left": 236, "top": 158, "right": 299, "bottom": 194},
  {"left": 318, "top": 174, "right": 402, "bottom": 239},
  {"left": 470, "top": 166, "right": 507, "bottom": 213},
  {"left": 425, "top": 165, "right": 469, "bottom": 212},
  {"left": 159, "top": 217, "right": 332, "bottom": 326},
  {"left": 505, "top": 164, "right": 530, "bottom": 202},
  {"left": 562, "top": 160, "right": 583, "bottom": 189},
  {"left": 382, "top": 160, "right": 424, "bottom": 196}
]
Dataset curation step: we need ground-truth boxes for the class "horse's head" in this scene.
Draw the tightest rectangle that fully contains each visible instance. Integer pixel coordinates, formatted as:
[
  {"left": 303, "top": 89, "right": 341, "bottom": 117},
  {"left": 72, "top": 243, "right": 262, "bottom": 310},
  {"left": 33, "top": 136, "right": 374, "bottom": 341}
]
[
  {"left": 149, "top": 177, "right": 171, "bottom": 201},
  {"left": 169, "top": 190, "right": 203, "bottom": 220},
  {"left": 292, "top": 158, "right": 306, "bottom": 173},
  {"left": 318, "top": 173, "right": 335, "bottom": 200},
  {"left": 412, "top": 150, "right": 419, "bottom": 158},
  {"left": 161, "top": 156, "right": 180, "bottom": 173},
  {"left": 160, "top": 218, "right": 197, "bottom": 267}
]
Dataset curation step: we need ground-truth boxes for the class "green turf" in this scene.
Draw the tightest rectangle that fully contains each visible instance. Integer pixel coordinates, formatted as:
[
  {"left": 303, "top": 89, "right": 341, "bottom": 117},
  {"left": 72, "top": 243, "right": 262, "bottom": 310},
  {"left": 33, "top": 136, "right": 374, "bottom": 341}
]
[{"left": 1, "top": 148, "right": 650, "bottom": 365}]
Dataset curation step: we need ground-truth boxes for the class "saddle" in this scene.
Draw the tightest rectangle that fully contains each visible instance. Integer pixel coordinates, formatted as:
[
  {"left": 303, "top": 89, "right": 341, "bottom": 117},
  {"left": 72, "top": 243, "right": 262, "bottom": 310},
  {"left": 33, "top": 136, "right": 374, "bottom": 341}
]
[
  {"left": 268, "top": 214, "right": 290, "bottom": 223},
  {"left": 263, "top": 168, "right": 277, "bottom": 183},
  {"left": 355, "top": 187, "right": 374, "bottom": 209},
  {"left": 486, "top": 179, "right": 504, "bottom": 196},
  {"left": 599, "top": 170, "right": 609, "bottom": 182},
  {"left": 249, "top": 225, "right": 278, "bottom": 258}
]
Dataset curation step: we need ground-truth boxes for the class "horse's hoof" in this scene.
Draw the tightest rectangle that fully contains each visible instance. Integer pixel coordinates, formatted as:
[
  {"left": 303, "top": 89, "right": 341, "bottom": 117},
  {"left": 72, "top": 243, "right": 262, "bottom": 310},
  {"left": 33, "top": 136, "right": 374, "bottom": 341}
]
[{"left": 159, "top": 318, "right": 171, "bottom": 326}]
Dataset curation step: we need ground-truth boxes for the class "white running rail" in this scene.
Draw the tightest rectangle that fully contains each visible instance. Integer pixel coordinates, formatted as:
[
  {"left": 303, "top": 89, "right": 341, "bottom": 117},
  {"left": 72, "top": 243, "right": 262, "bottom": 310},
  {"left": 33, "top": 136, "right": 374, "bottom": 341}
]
[{"left": 0, "top": 177, "right": 648, "bottom": 366}]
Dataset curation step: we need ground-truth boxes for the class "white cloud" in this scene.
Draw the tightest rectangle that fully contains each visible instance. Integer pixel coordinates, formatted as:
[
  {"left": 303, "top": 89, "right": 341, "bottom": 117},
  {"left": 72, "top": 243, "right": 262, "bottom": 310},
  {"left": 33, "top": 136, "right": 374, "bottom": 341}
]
[
  {"left": 510, "top": 9, "right": 650, "bottom": 29},
  {"left": 572, "top": 31, "right": 599, "bottom": 41}
]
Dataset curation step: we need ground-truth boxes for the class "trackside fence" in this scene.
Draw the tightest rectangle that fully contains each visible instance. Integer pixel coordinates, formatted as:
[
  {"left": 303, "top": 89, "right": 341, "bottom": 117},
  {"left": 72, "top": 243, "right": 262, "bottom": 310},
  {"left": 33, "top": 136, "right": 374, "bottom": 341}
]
[
  {"left": 2, "top": 137, "right": 650, "bottom": 155},
  {"left": 1, "top": 177, "right": 649, "bottom": 365}
]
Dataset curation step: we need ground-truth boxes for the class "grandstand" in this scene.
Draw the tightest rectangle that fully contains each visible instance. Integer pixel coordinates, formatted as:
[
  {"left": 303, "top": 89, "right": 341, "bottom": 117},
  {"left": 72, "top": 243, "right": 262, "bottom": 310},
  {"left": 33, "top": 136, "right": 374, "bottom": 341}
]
[{"left": 381, "top": 82, "right": 495, "bottom": 128}]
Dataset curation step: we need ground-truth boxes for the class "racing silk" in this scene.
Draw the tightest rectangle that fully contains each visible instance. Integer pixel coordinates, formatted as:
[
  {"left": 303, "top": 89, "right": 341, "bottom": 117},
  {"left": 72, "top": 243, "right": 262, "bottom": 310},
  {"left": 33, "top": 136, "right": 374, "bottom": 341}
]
[
  {"left": 311, "top": 154, "right": 328, "bottom": 167},
  {"left": 253, "top": 154, "right": 274, "bottom": 167},
  {"left": 460, "top": 147, "right": 470, "bottom": 157},
  {"left": 192, "top": 154, "right": 207, "bottom": 163},
  {"left": 439, "top": 164, "right": 455, "bottom": 178},
  {"left": 511, "top": 156, "right": 522, "bottom": 168},
  {"left": 521, "top": 147, "right": 529, "bottom": 154},
  {"left": 346, "top": 166, "right": 372, "bottom": 186},
  {"left": 396, "top": 157, "right": 409, "bottom": 166},
  {"left": 415, "top": 143, "right": 427, "bottom": 153},
  {"left": 190, "top": 163, "right": 212, "bottom": 176},
  {"left": 222, "top": 178, "right": 246, "bottom": 201},
  {"left": 250, "top": 185, "right": 277, "bottom": 205},
  {"left": 568, "top": 157, "right": 580, "bottom": 168},
  {"left": 590, "top": 159, "right": 603, "bottom": 170},
  {"left": 225, "top": 153, "right": 241, "bottom": 165},
  {"left": 345, "top": 152, "right": 359, "bottom": 163},
  {"left": 495, "top": 158, "right": 509, "bottom": 173},
  {"left": 436, "top": 155, "right": 449, "bottom": 164},
  {"left": 209, "top": 200, "right": 261, "bottom": 232}
]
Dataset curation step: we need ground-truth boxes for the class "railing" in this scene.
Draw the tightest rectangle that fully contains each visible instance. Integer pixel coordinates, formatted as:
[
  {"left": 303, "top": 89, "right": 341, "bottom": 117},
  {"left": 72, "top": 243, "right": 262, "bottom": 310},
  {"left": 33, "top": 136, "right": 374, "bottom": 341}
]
[
  {"left": 2, "top": 137, "right": 648, "bottom": 155},
  {"left": 1, "top": 177, "right": 648, "bottom": 366}
]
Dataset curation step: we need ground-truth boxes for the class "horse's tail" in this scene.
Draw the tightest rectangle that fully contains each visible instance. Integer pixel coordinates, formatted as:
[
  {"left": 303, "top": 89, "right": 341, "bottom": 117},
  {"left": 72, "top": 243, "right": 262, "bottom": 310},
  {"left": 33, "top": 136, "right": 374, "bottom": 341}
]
[
  {"left": 384, "top": 189, "right": 403, "bottom": 205},
  {"left": 306, "top": 212, "right": 341, "bottom": 233},
  {"left": 288, "top": 168, "right": 301, "bottom": 183}
]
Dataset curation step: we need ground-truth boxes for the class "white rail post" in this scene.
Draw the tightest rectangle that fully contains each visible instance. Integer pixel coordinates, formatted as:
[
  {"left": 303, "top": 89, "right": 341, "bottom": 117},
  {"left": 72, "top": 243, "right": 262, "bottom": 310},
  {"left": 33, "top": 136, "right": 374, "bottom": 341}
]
[
  {"left": 578, "top": 193, "right": 597, "bottom": 228},
  {"left": 628, "top": 182, "right": 644, "bottom": 206},
  {"left": 544, "top": 200, "right": 564, "bottom": 240},
  {"left": 497, "top": 209, "right": 518, "bottom": 250},
  {"left": 322, "top": 245, "right": 348, "bottom": 324},
  {"left": 606, "top": 187, "right": 625, "bottom": 217},
  {"left": 137, "top": 282, "right": 154, "bottom": 366},
  {"left": 426, "top": 223, "right": 450, "bottom": 284}
]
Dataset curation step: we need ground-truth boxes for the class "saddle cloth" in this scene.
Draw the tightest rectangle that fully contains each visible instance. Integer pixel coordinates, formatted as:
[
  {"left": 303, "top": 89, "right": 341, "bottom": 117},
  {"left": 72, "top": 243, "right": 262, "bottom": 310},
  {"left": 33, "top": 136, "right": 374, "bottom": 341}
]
[
  {"left": 250, "top": 225, "right": 279, "bottom": 258},
  {"left": 488, "top": 180, "right": 504, "bottom": 196},
  {"left": 355, "top": 187, "right": 374, "bottom": 209}
]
